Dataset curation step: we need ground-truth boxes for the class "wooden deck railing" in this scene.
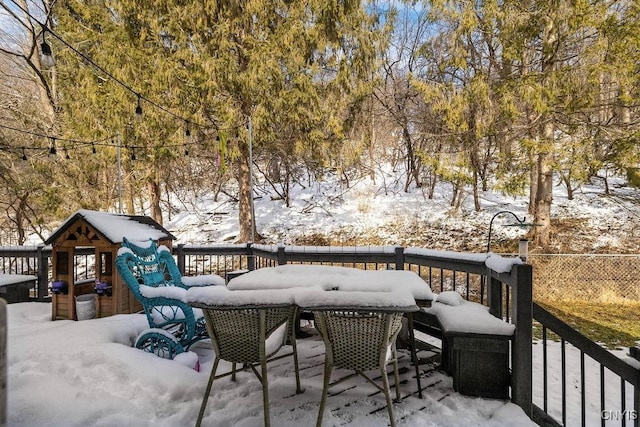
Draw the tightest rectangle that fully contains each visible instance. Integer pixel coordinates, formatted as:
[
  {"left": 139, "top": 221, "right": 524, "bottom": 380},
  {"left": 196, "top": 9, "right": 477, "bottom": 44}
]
[{"left": 4, "top": 243, "right": 639, "bottom": 425}]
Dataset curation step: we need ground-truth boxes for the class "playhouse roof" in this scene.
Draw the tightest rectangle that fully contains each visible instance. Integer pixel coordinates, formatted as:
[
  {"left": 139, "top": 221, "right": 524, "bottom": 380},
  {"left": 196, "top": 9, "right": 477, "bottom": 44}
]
[{"left": 44, "top": 209, "right": 176, "bottom": 246}]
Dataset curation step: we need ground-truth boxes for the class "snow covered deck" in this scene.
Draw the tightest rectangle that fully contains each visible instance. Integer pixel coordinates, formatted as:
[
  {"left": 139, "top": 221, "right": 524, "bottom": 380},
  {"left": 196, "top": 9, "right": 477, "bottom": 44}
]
[
  {"left": 189, "top": 328, "right": 533, "bottom": 426},
  {"left": 5, "top": 302, "right": 534, "bottom": 426}
]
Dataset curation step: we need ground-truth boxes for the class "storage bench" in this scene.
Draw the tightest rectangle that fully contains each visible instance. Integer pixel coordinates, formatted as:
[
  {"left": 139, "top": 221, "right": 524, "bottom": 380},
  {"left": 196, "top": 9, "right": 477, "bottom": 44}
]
[
  {"left": 412, "top": 291, "right": 515, "bottom": 399},
  {"left": 0, "top": 274, "right": 36, "bottom": 303}
]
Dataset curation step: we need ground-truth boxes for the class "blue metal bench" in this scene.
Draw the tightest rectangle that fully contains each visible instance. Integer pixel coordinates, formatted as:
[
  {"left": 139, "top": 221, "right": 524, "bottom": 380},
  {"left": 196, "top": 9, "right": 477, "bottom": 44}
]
[{"left": 115, "top": 237, "right": 220, "bottom": 359}]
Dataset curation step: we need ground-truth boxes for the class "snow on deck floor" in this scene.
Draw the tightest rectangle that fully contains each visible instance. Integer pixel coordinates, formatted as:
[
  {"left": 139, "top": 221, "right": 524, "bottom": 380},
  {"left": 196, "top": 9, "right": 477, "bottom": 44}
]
[{"left": 6, "top": 302, "right": 534, "bottom": 426}]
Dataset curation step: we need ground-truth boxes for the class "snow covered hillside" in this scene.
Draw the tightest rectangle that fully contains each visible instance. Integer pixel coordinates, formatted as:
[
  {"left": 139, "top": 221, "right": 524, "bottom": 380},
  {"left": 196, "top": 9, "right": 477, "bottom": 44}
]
[{"left": 164, "top": 171, "right": 640, "bottom": 254}]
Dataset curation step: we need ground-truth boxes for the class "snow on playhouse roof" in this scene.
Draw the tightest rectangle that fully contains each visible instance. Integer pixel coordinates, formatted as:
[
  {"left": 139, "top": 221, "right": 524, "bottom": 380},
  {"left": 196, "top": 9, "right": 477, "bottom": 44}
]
[{"left": 44, "top": 209, "right": 175, "bottom": 246}]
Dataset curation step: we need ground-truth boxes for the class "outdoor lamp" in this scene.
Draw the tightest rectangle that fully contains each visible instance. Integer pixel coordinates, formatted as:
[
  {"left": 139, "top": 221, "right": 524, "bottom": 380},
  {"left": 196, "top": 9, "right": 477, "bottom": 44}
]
[{"left": 519, "top": 239, "right": 528, "bottom": 262}]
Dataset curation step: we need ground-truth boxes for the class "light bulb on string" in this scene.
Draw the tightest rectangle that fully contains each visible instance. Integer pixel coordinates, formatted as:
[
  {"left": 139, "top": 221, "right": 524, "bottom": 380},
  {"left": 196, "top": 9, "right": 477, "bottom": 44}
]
[
  {"left": 64, "top": 147, "right": 70, "bottom": 160},
  {"left": 21, "top": 147, "right": 27, "bottom": 161},
  {"left": 92, "top": 143, "right": 97, "bottom": 154},
  {"left": 40, "top": 26, "right": 55, "bottom": 68},
  {"left": 130, "top": 147, "right": 136, "bottom": 161},
  {"left": 135, "top": 95, "right": 143, "bottom": 116},
  {"left": 48, "top": 137, "right": 57, "bottom": 159}
]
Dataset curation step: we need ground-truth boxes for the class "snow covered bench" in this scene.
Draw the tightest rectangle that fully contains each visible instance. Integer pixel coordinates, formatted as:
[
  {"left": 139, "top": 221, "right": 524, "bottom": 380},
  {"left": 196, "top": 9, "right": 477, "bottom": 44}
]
[
  {"left": 0, "top": 274, "right": 36, "bottom": 303},
  {"left": 415, "top": 291, "right": 515, "bottom": 399}
]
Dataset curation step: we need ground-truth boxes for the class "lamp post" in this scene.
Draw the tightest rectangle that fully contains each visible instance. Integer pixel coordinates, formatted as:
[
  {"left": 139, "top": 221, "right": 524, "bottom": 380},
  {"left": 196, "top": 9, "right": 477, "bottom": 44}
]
[
  {"left": 248, "top": 116, "right": 255, "bottom": 244},
  {"left": 486, "top": 210, "right": 528, "bottom": 253}
]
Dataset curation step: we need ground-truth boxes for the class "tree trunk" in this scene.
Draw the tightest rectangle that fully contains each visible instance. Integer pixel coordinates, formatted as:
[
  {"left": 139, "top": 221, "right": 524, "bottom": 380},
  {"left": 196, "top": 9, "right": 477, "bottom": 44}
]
[
  {"left": 533, "top": 121, "right": 554, "bottom": 249},
  {"left": 16, "top": 194, "right": 28, "bottom": 245},
  {"left": 238, "top": 140, "right": 255, "bottom": 242},
  {"left": 473, "top": 169, "right": 480, "bottom": 212},
  {"left": 532, "top": 12, "right": 558, "bottom": 249},
  {"left": 147, "top": 178, "right": 163, "bottom": 225},
  {"left": 403, "top": 126, "right": 421, "bottom": 191}
]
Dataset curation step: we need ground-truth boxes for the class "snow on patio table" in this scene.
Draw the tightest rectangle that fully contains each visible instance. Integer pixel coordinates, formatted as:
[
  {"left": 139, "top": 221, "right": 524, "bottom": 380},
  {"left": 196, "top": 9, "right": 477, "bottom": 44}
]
[
  {"left": 226, "top": 264, "right": 434, "bottom": 301},
  {"left": 5, "top": 302, "right": 535, "bottom": 427}
]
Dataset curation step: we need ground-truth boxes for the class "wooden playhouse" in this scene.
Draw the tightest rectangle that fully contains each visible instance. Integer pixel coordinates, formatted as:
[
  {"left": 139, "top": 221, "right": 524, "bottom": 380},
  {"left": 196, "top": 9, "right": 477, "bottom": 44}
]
[{"left": 44, "top": 209, "right": 175, "bottom": 320}]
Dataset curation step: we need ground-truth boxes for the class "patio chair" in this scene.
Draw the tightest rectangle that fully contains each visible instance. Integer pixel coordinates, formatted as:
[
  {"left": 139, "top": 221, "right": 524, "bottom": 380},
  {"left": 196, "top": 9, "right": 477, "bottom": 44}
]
[
  {"left": 115, "top": 237, "right": 222, "bottom": 359},
  {"left": 312, "top": 308, "right": 408, "bottom": 427},
  {"left": 186, "top": 287, "right": 302, "bottom": 427}
]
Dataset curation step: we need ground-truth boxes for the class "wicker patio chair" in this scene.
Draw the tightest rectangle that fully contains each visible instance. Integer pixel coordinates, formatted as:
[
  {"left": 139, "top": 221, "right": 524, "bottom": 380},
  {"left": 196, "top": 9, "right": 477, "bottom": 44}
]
[
  {"left": 313, "top": 309, "right": 404, "bottom": 427},
  {"left": 115, "top": 237, "right": 223, "bottom": 359},
  {"left": 187, "top": 287, "right": 302, "bottom": 427},
  {"left": 295, "top": 290, "right": 418, "bottom": 427}
]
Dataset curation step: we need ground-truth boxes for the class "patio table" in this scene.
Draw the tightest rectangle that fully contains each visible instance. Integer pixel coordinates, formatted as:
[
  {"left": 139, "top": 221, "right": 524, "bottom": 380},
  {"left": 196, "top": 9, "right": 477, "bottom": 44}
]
[{"left": 227, "top": 264, "right": 434, "bottom": 397}]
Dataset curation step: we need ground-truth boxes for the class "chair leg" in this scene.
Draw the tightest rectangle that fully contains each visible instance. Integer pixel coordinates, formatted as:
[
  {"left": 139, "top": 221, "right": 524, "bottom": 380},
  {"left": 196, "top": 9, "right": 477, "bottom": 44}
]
[
  {"left": 316, "top": 361, "right": 333, "bottom": 427},
  {"left": 380, "top": 364, "right": 397, "bottom": 427},
  {"left": 261, "top": 357, "right": 270, "bottom": 427},
  {"left": 407, "top": 313, "right": 423, "bottom": 398},
  {"left": 392, "top": 347, "right": 401, "bottom": 403},
  {"left": 291, "top": 331, "right": 302, "bottom": 394},
  {"left": 196, "top": 357, "right": 220, "bottom": 427}
]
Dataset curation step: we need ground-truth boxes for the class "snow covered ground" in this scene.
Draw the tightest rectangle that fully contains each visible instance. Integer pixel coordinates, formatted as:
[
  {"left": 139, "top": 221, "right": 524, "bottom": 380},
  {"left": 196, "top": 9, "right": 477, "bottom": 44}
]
[
  {"left": 6, "top": 302, "right": 535, "bottom": 427},
  {"left": 164, "top": 171, "right": 640, "bottom": 253},
  {"left": 6, "top": 300, "right": 638, "bottom": 427}
]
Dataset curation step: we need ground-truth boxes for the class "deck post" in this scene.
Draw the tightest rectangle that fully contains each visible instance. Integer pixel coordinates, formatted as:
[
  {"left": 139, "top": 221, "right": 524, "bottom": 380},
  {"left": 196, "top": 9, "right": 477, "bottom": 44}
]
[
  {"left": 36, "top": 245, "right": 49, "bottom": 300},
  {"left": 510, "top": 263, "right": 533, "bottom": 417},
  {"left": 0, "top": 298, "right": 6, "bottom": 426},
  {"left": 176, "top": 244, "right": 185, "bottom": 275},
  {"left": 394, "top": 247, "right": 404, "bottom": 270},
  {"left": 247, "top": 243, "right": 255, "bottom": 271},
  {"left": 488, "top": 275, "right": 503, "bottom": 319},
  {"left": 277, "top": 245, "right": 286, "bottom": 266}
]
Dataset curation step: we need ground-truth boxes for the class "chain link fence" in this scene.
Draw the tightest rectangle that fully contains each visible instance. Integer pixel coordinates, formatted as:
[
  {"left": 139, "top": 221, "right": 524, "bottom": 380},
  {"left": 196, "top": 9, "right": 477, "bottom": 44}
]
[{"left": 530, "top": 254, "right": 640, "bottom": 302}]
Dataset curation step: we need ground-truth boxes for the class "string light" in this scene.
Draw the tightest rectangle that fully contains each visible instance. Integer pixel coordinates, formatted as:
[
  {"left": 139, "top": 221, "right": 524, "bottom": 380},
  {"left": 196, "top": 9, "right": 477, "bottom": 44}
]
[
  {"left": 7, "top": 0, "right": 252, "bottom": 137},
  {"left": 130, "top": 147, "right": 136, "bottom": 161},
  {"left": 39, "top": 27, "right": 55, "bottom": 68},
  {"left": 21, "top": 148, "right": 27, "bottom": 161},
  {"left": 40, "top": 32, "right": 52, "bottom": 56},
  {"left": 64, "top": 147, "right": 70, "bottom": 160},
  {"left": 92, "top": 143, "right": 97, "bottom": 154},
  {"left": 135, "top": 95, "right": 143, "bottom": 116},
  {"left": 48, "top": 137, "right": 57, "bottom": 158}
]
